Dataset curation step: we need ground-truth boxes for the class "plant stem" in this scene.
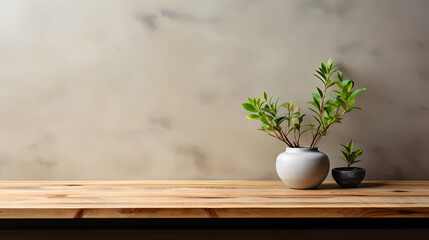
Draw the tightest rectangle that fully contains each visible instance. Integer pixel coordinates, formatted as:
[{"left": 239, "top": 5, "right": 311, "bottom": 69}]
[
  {"left": 266, "top": 132, "right": 286, "bottom": 143},
  {"left": 292, "top": 132, "right": 298, "bottom": 147},
  {"left": 312, "top": 107, "right": 348, "bottom": 147},
  {"left": 268, "top": 129, "right": 293, "bottom": 147},
  {"left": 312, "top": 128, "right": 328, "bottom": 147},
  {"left": 309, "top": 125, "right": 320, "bottom": 147},
  {"left": 310, "top": 75, "right": 328, "bottom": 148},
  {"left": 279, "top": 130, "right": 294, "bottom": 147}
]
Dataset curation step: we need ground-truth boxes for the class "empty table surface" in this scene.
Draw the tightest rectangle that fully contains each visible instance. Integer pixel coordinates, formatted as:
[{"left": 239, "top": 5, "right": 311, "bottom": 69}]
[{"left": 0, "top": 180, "right": 428, "bottom": 218}]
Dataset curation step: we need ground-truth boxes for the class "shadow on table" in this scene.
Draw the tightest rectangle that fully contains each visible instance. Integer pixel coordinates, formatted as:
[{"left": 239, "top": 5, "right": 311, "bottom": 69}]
[{"left": 317, "top": 182, "right": 386, "bottom": 190}]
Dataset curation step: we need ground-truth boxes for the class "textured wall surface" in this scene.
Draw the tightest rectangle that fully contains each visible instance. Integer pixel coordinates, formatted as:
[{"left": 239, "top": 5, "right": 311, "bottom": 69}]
[{"left": 0, "top": 0, "right": 428, "bottom": 180}]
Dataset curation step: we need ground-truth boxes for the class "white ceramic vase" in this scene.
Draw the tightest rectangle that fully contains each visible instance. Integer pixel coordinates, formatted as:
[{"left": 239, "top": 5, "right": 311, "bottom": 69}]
[{"left": 276, "top": 147, "right": 329, "bottom": 189}]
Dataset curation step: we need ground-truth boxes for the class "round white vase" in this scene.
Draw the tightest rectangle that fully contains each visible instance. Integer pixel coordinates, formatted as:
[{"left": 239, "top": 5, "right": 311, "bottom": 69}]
[{"left": 276, "top": 147, "right": 329, "bottom": 189}]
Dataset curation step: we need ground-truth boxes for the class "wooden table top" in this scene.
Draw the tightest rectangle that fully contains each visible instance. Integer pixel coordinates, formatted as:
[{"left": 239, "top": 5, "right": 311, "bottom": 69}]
[{"left": 0, "top": 180, "right": 428, "bottom": 218}]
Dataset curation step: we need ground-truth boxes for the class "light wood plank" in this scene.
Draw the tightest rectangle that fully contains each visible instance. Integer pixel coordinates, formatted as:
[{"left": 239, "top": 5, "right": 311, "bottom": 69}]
[{"left": 0, "top": 180, "right": 428, "bottom": 218}]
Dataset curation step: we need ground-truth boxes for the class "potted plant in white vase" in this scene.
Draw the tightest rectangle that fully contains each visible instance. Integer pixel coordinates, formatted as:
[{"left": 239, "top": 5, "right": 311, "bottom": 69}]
[{"left": 242, "top": 59, "right": 366, "bottom": 189}]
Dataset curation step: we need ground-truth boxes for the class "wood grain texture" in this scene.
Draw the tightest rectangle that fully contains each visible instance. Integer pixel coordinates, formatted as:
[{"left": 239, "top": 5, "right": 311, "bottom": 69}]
[{"left": 0, "top": 180, "right": 428, "bottom": 218}]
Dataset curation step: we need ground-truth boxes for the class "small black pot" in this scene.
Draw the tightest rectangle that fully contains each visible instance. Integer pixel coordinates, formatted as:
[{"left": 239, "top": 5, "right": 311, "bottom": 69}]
[{"left": 332, "top": 167, "right": 366, "bottom": 188}]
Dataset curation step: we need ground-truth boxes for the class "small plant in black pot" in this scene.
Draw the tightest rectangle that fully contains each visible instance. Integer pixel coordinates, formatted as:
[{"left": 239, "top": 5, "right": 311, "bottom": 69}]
[{"left": 332, "top": 139, "right": 366, "bottom": 188}]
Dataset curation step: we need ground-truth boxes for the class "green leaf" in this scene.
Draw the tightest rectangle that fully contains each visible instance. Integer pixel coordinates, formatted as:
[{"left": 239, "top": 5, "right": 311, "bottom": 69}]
[
  {"left": 336, "top": 97, "right": 346, "bottom": 108},
  {"left": 349, "top": 139, "right": 354, "bottom": 152},
  {"left": 276, "top": 116, "right": 289, "bottom": 125},
  {"left": 327, "top": 80, "right": 336, "bottom": 87},
  {"left": 348, "top": 96, "right": 355, "bottom": 105},
  {"left": 346, "top": 81, "right": 354, "bottom": 92},
  {"left": 314, "top": 74, "right": 325, "bottom": 83},
  {"left": 333, "top": 118, "right": 342, "bottom": 124},
  {"left": 307, "top": 101, "right": 320, "bottom": 111},
  {"left": 317, "top": 87, "right": 324, "bottom": 98},
  {"left": 294, "top": 123, "right": 300, "bottom": 130},
  {"left": 341, "top": 80, "right": 351, "bottom": 88},
  {"left": 242, "top": 103, "right": 258, "bottom": 112},
  {"left": 341, "top": 149, "right": 349, "bottom": 159},
  {"left": 301, "top": 128, "right": 311, "bottom": 134},
  {"left": 352, "top": 160, "right": 361, "bottom": 165},
  {"left": 341, "top": 144, "right": 350, "bottom": 153},
  {"left": 312, "top": 115, "right": 321, "bottom": 124},
  {"left": 246, "top": 114, "right": 259, "bottom": 119},
  {"left": 350, "top": 88, "right": 366, "bottom": 98},
  {"left": 316, "top": 70, "right": 326, "bottom": 79},
  {"left": 322, "top": 110, "right": 329, "bottom": 120},
  {"left": 261, "top": 125, "right": 269, "bottom": 131},
  {"left": 355, "top": 149, "right": 363, "bottom": 157},
  {"left": 312, "top": 93, "right": 321, "bottom": 104},
  {"left": 265, "top": 114, "right": 274, "bottom": 121},
  {"left": 341, "top": 90, "right": 349, "bottom": 100},
  {"left": 321, "top": 63, "right": 327, "bottom": 74},
  {"left": 308, "top": 108, "right": 319, "bottom": 115},
  {"left": 260, "top": 116, "right": 271, "bottom": 126},
  {"left": 279, "top": 102, "right": 289, "bottom": 108},
  {"left": 287, "top": 126, "right": 297, "bottom": 135},
  {"left": 313, "top": 96, "right": 321, "bottom": 109},
  {"left": 325, "top": 98, "right": 334, "bottom": 105},
  {"left": 337, "top": 71, "right": 344, "bottom": 81},
  {"left": 264, "top": 92, "right": 268, "bottom": 101},
  {"left": 298, "top": 114, "right": 305, "bottom": 123},
  {"left": 328, "top": 105, "right": 337, "bottom": 115},
  {"left": 327, "top": 58, "right": 332, "bottom": 70},
  {"left": 274, "top": 98, "right": 279, "bottom": 111},
  {"left": 335, "top": 82, "right": 343, "bottom": 89},
  {"left": 261, "top": 107, "right": 275, "bottom": 114}
]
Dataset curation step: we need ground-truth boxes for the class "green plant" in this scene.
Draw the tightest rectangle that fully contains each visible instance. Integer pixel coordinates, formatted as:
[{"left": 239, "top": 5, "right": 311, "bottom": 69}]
[
  {"left": 340, "top": 139, "right": 363, "bottom": 168},
  {"left": 242, "top": 58, "right": 366, "bottom": 148}
]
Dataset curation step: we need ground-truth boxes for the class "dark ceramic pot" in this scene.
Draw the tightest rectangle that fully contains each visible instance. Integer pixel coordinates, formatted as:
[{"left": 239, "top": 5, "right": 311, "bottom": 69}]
[{"left": 332, "top": 167, "right": 366, "bottom": 188}]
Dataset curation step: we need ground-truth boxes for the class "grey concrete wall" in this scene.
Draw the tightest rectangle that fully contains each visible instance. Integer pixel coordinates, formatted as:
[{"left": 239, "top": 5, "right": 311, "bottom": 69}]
[{"left": 0, "top": 0, "right": 427, "bottom": 180}]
